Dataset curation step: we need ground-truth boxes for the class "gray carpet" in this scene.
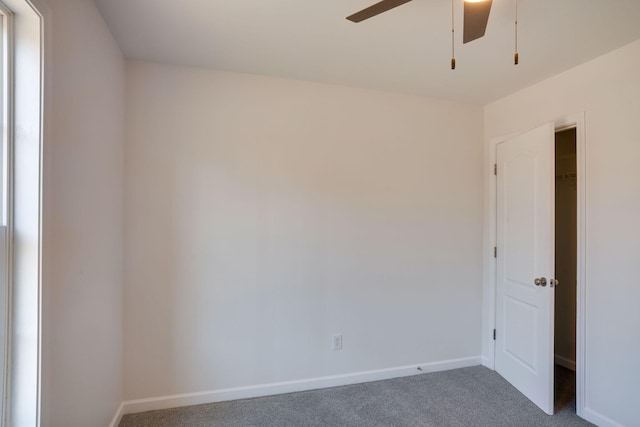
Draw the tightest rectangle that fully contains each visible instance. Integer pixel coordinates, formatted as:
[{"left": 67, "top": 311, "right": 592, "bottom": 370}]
[
  {"left": 555, "top": 365, "right": 576, "bottom": 414},
  {"left": 119, "top": 366, "right": 593, "bottom": 427}
]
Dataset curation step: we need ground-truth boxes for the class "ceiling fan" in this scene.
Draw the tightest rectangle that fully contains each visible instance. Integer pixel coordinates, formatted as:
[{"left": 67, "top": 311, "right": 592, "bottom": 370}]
[
  {"left": 346, "top": 0, "right": 493, "bottom": 44},
  {"left": 346, "top": 0, "right": 507, "bottom": 69}
]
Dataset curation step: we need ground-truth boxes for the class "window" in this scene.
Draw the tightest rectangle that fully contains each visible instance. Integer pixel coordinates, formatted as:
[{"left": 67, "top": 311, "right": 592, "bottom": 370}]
[
  {"left": 0, "top": 0, "right": 44, "bottom": 424},
  {"left": 0, "top": 5, "right": 11, "bottom": 424}
]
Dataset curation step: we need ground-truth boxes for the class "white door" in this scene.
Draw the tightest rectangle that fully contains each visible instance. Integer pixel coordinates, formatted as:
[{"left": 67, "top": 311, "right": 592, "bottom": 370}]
[{"left": 495, "top": 122, "right": 555, "bottom": 415}]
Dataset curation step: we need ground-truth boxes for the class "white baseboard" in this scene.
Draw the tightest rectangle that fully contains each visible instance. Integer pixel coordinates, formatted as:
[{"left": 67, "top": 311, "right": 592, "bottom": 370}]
[
  {"left": 582, "top": 407, "right": 625, "bottom": 427},
  {"left": 554, "top": 354, "right": 576, "bottom": 371},
  {"left": 108, "top": 402, "right": 124, "bottom": 427},
  {"left": 481, "top": 355, "right": 490, "bottom": 369},
  {"left": 121, "top": 356, "right": 481, "bottom": 415}
]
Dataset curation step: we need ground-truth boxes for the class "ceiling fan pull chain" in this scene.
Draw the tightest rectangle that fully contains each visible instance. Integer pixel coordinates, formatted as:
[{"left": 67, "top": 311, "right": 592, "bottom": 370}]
[
  {"left": 451, "top": 0, "right": 456, "bottom": 69},
  {"left": 514, "top": 0, "right": 519, "bottom": 65}
]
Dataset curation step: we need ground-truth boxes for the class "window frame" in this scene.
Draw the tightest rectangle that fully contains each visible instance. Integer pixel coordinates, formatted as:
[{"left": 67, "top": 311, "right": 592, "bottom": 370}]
[{"left": 0, "top": 3, "right": 13, "bottom": 426}]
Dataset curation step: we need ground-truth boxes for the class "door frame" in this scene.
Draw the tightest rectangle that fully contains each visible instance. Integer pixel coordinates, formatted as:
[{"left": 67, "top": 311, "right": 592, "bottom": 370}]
[{"left": 483, "top": 112, "right": 586, "bottom": 417}]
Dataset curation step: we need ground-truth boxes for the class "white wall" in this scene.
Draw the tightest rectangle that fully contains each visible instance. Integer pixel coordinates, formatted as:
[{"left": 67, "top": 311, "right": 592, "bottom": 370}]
[
  {"left": 484, "top": 40, "right": 640, "bottom": 427},
  {"left": 42, "top": 0, "right": 125, "bottom": 425},
  {"left": 124, "top": 61, "right": 484, "bottom": 400}
]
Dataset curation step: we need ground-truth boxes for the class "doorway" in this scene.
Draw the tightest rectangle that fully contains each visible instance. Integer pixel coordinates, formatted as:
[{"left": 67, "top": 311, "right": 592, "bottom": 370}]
[
  {"left": 487, "top": 113, "right": 586, "bottom": 418},
  {"left": 554, "top": 128, "right": 577, "bottom": 414}
]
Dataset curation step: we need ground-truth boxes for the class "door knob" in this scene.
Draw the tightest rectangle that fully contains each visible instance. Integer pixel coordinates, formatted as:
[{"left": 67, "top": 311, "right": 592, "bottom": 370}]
[
  {"left": 534, "top": 277, "right": 547, "bottom": 287},
  {"left": 551, "top": 279, "right": 559, "bottom": 288}
]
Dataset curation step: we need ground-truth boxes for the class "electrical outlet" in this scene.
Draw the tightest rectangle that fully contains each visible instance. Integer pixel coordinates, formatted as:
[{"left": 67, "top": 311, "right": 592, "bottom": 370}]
[{"left": 332, "top": 334, "right": 343, "bottom": 351}]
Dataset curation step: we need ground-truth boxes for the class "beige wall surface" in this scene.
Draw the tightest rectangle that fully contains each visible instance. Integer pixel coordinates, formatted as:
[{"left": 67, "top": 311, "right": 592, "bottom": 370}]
[
  {"left": 484, "top": 40, "right": 640, "bottom": 427},
  {"left": 124, "top": 61, "right": 484, "bottom": 400},
  {"left": 43, "top": 0, "right": 125, "bottom": 425}
]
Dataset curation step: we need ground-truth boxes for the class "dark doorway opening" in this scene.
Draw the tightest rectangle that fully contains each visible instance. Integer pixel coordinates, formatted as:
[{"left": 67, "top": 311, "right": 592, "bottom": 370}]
[{"left": 554, "top": 127, "right": 577, "bottom": 414}]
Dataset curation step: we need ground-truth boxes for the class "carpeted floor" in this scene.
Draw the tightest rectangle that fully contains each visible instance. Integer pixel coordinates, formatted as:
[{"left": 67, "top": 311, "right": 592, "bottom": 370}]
[
  {"left": 555, "top": 364, "right": 576, "bottom": 414},
  {"left": 119, "top": 365, "right": 593, "bottom": 426}
]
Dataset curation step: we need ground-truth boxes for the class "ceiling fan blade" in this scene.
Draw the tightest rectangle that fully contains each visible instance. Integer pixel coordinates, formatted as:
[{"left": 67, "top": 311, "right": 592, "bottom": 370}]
[
  {"left": 463, "top": 0, "right": 493, "bottom": 43},
  {"left": 347, "top": 0, "right": 413, "bottom": 23}
]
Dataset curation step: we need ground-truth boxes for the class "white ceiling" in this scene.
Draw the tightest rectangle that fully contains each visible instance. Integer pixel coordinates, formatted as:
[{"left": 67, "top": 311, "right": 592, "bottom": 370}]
[{"left": 94, "top": 0, "right": 640, "bottom": 104}]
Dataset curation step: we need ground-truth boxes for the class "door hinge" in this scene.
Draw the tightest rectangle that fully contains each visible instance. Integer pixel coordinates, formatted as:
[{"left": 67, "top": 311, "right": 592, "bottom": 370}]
[
  {"left": 494, "top": 164, "right": 497, "bottom": 175},
  {"left": 494, "top": 247, "right": 497, "bottom": 258},
  {"left": 493, "top": 329, "right": 496, "bottom": 340}
]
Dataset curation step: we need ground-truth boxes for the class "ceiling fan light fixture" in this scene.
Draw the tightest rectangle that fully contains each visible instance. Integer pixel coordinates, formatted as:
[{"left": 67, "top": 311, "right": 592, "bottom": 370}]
[
  {"left": 347, "top": 0, "right": 515, "bottom": 68},
  {"left": 463, "top": 0, "right": 493, "bottom": 43}
]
